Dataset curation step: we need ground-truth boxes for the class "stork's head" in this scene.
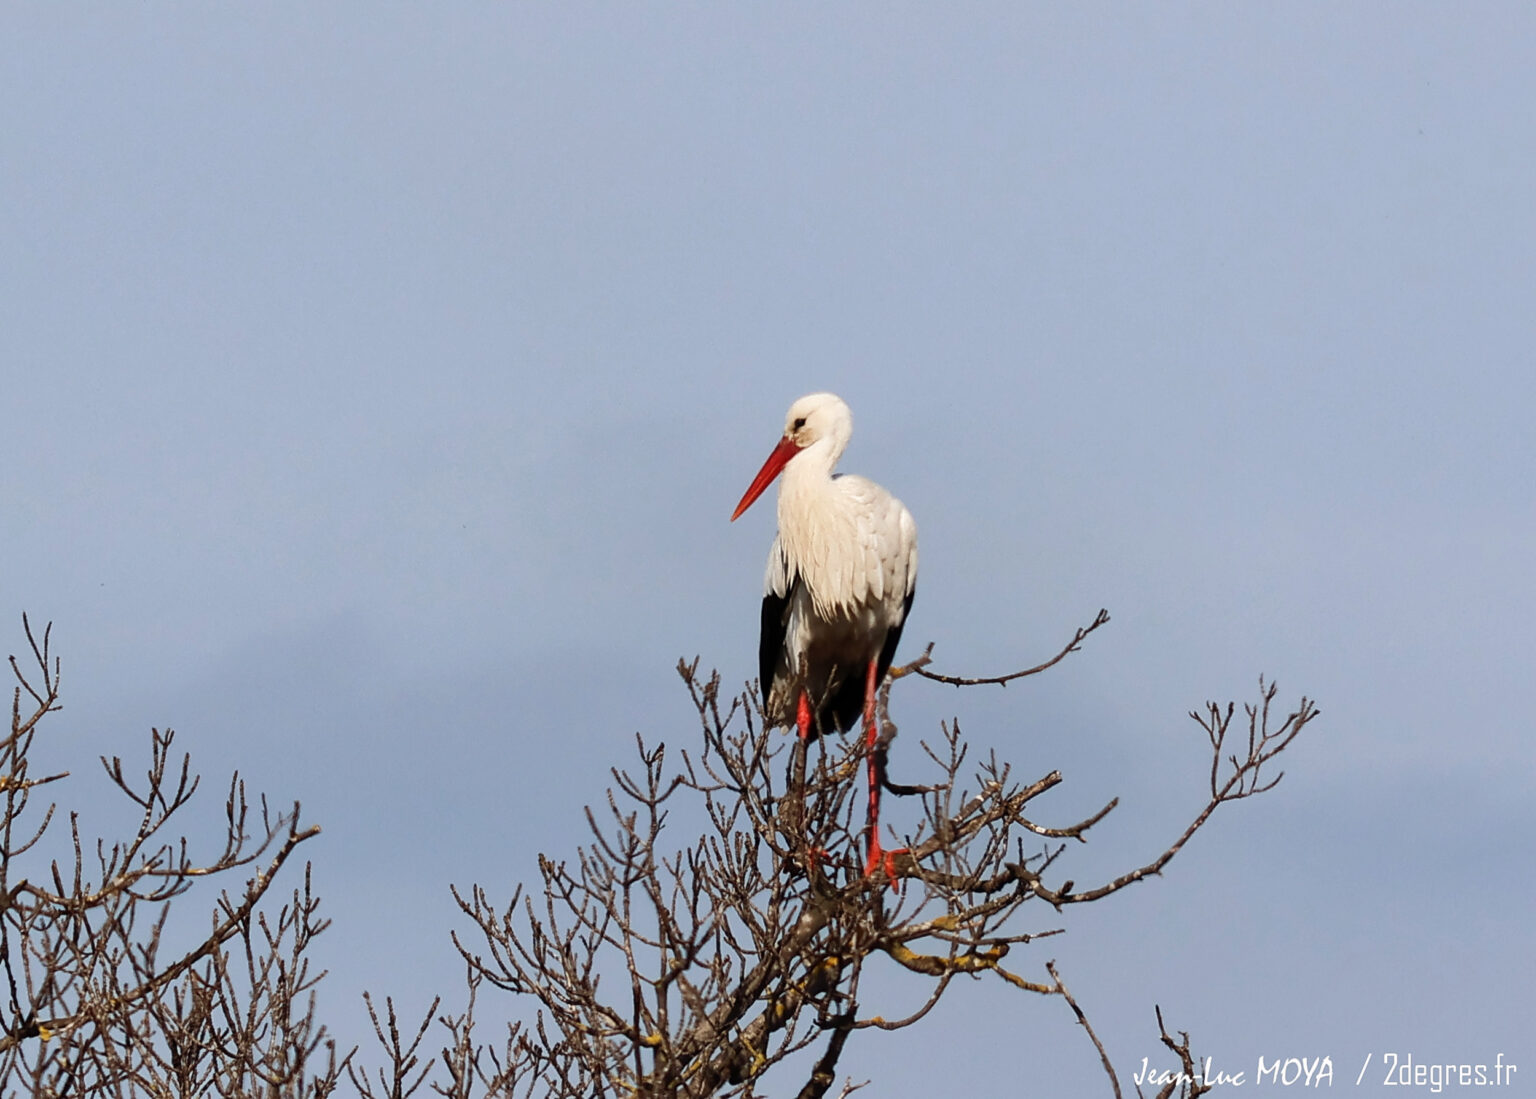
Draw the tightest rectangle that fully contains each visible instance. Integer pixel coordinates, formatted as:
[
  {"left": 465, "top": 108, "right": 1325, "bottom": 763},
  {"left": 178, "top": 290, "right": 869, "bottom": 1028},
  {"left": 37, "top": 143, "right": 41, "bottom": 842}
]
[
  {"left": 731, "top": 392, "right": 853, "bottom": 521},
  {"left": 781, "top": 392, "right": 852, "bottom": 454}
]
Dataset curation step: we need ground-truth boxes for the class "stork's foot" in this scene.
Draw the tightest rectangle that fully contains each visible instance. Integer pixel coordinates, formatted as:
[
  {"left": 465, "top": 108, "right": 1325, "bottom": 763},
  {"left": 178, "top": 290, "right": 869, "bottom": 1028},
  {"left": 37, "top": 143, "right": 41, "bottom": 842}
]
[{"left": 863, "top": 837, "right": 909, "bottom": 892}]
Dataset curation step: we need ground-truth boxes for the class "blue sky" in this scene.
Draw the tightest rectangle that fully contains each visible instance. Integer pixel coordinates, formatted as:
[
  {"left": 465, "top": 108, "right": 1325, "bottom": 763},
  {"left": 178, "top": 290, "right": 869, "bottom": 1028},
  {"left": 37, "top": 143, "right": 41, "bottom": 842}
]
[{"left": 3, "top": 6, "right": 1532, "bottom": 1093}]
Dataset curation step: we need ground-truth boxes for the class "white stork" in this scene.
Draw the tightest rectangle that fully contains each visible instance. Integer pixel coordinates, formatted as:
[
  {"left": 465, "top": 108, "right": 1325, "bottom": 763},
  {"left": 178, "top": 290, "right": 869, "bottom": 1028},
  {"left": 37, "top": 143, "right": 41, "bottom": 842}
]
[{"left": 730, "top": 392, "right": 918, "bottom": 877}]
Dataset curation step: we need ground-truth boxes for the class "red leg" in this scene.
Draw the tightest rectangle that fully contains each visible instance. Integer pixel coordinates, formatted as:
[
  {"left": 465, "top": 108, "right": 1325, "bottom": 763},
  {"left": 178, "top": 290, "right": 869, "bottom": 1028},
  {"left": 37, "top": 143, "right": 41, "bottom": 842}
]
[
  {"left": 862, "top": 660, "right": 888, "bottom": 877},
  {"left": 792, "top": 689, "right": 827, "bottom": 870},
  {"left": 862, "top": 661, "right": 908, "bottom": 887}
]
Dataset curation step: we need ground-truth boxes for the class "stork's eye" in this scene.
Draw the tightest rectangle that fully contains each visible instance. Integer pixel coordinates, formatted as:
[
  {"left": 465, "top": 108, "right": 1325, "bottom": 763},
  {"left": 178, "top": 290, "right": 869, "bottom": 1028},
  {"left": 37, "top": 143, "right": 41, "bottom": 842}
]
[{"left": 791, "top": 417, "right": 806, "bottom": 431}]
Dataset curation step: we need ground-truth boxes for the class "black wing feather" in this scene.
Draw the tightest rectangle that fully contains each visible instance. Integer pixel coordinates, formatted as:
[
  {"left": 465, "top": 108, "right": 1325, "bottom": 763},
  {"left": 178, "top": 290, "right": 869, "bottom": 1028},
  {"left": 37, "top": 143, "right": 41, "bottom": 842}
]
[
  {"left": 758, "top": 576, "right": 794, "bottom": 713},
  {"left": 876, "top": 587, "right": 917, "bottom": 686}
]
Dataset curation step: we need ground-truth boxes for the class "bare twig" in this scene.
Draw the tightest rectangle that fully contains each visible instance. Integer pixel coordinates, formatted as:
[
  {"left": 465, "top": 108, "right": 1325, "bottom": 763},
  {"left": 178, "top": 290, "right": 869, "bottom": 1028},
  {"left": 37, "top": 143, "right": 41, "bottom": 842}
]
[
  {"left": 1049, "top": 961, "right": 1120, "bottom": 1099},
  {"left": 1149, "top": 1005, "right": 1213, "bottom": 1099},
  {"left": 893, "top": 609, "right": 1111, "bottom": 687}
]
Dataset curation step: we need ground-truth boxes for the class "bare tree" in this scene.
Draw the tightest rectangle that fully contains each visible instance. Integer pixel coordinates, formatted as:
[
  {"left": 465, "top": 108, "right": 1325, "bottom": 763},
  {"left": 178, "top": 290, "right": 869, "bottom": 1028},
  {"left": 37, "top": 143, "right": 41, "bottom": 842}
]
[
  {"left": 0, "top": 617, "right": 339, "bottom": 1097},
  {"left": 416, "top": 609, "right": 1319, "bottom": 1098},
  {"left": 3, "top": 612, "right": 1319, "bottom": 1098}
]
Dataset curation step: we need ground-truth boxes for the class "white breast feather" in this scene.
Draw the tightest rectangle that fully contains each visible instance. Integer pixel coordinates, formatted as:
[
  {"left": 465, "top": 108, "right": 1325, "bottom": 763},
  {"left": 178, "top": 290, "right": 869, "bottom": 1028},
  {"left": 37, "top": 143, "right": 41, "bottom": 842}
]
[{"left": 771, "top": 473, "right": 916, "bottom": 625}]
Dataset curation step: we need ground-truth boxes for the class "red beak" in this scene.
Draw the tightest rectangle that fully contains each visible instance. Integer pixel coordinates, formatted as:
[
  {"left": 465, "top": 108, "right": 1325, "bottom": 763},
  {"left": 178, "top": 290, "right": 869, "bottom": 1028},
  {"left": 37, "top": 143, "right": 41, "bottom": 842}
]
[{"left": 731, "top": 436, "right": 801, "bottom": 521}]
